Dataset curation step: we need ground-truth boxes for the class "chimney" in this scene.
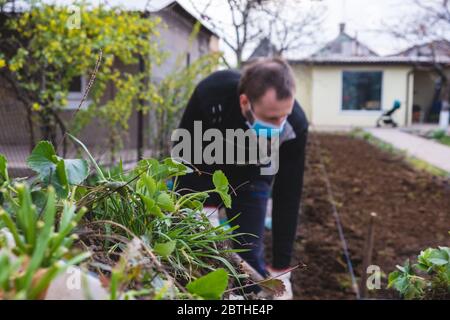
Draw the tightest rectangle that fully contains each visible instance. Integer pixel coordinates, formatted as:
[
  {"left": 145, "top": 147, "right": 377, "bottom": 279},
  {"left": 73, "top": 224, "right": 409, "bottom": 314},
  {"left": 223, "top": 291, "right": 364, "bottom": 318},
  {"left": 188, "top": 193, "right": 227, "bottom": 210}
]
[{"left": 339, "top": 23, "right": 346, "bottom": 34}]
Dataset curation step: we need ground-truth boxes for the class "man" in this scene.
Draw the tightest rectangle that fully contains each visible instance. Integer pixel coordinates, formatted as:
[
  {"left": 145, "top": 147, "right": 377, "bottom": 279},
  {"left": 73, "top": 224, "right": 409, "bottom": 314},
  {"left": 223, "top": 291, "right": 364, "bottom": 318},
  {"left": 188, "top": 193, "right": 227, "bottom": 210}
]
[{"left": 173, "top": 58, "right": 308, "bottom": 299}]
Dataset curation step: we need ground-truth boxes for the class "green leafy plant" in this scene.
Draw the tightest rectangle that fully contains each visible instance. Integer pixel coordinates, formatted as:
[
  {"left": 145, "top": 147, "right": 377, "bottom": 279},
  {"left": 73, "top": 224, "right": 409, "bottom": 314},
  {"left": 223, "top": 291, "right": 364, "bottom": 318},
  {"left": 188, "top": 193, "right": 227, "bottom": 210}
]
[
  {"left": 27, "top": 141, "right": 89, "bottom": 197},
  {"left": 431, "top": 129, "right": 446, "bottom": 140},
  {"left": 0, "top": 184, "right": 89, "bottom": 299},
  {"left": 389, "top": 246, "right": 450, "bottom": 299},
  {"left": 1, "top": 137, "right": 246, "bottom": 300},
  {"left": 186, "top": 268, "right": 229, "bottom": 300},
  {"left": 84, "top": 158, "right": 244, "bottom": 283}
]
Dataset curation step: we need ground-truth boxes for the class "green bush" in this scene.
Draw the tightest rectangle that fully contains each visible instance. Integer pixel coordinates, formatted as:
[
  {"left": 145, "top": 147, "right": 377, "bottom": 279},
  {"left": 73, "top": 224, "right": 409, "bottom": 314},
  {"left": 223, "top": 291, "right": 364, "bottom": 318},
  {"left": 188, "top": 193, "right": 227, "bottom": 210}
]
[{"left": 388, "top": 246, "right": 450, "bottom": 299}]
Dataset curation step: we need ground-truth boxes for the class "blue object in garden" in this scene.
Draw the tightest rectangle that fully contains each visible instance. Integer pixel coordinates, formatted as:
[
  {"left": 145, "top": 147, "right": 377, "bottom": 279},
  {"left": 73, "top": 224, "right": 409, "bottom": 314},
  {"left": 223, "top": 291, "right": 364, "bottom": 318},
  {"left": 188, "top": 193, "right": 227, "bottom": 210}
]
[
  {"left": 166, "top": 179, "right": 174, "bottom": 190},
  {"left": 219, "top": 218, "right": 230, "bottom": 230},
  {"left": 265, "top": 217, "right": 272, "bottom": 230}
]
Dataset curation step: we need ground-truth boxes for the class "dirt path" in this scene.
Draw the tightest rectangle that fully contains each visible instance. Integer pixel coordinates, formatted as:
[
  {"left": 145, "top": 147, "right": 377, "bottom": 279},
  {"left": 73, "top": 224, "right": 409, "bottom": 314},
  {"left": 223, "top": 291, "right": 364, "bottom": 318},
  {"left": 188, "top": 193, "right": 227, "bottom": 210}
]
[{"left": 266, "top": 133, "right": 450, "bottom": 299}]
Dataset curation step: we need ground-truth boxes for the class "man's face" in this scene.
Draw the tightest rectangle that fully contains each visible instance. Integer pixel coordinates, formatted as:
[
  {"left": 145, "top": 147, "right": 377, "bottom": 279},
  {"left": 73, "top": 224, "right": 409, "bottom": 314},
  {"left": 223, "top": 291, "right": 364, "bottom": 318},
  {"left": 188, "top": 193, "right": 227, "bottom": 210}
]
[{"left": 240, "top": 88, "right": 294, "bottom": 126}]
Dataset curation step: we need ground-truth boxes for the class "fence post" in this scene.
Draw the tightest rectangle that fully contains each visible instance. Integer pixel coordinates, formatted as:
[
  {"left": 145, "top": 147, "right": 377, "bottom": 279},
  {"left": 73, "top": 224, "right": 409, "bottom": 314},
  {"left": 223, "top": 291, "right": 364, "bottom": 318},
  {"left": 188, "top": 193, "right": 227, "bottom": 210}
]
[
  {"left": 360, "top": 212, "right": 377, "bottom": 299},
  {"left": 137, "top": 55, "right": 145, "bottom": 161}
]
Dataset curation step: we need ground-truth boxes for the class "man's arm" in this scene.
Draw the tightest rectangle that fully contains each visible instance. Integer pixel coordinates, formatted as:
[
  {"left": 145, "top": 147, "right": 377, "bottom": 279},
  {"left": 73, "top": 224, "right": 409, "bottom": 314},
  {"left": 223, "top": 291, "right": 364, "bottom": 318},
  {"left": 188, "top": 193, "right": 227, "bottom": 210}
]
[{"left": 271, "top": 128, "right": 308, "bottom": 269}]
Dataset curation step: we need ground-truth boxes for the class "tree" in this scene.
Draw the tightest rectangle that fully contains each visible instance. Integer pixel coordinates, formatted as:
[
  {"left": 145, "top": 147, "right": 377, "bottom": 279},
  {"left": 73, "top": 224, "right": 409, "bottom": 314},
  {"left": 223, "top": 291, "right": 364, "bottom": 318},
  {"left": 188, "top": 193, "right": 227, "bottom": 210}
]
[
  {"left": 189, "top": 0, "right": 325, "bottom": 67},
  {"left": 148, "top": 23, "right": 221, "bottom": 158},
  {"left": 1, "top": 1, "right": 162, "bottom": 155}
]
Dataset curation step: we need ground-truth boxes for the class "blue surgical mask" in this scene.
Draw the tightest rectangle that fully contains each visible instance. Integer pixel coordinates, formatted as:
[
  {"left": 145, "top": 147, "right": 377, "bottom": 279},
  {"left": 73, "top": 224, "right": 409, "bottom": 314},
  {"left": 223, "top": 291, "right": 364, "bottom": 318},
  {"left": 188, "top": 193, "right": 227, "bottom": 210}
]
[{"left": 245, "top": 104, "right": 287, "bottom": 138}]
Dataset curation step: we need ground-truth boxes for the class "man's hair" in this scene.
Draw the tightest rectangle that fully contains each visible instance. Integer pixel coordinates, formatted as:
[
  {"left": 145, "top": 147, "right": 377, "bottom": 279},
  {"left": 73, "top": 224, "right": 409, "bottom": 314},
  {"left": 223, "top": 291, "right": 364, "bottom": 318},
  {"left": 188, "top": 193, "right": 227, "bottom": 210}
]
[{"left": 238, "top": 57, "right": 296, "bottom": 103}]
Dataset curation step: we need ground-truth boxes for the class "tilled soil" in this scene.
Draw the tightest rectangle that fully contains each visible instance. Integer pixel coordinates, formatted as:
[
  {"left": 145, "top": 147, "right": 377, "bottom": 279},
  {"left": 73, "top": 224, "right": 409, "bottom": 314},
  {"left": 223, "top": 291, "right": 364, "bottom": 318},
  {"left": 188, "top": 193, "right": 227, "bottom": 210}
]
[{"left": 265, "top": 133, "right": 450, "bottom": 299}]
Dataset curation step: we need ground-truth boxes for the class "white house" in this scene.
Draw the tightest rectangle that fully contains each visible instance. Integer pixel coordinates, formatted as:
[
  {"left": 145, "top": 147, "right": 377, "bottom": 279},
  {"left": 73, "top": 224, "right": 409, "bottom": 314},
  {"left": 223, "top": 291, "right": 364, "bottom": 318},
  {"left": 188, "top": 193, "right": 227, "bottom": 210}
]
[{"left": 285, "top": 24, "right": 450, "bottom": 128}]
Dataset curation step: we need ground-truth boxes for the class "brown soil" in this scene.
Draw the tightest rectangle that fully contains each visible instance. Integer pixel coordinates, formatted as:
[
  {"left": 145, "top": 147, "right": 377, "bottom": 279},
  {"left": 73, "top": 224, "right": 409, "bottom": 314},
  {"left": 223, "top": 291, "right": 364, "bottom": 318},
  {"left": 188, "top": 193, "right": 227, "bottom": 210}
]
[{"left": 266, "top": 133, "right": 450, "bottom": 300}]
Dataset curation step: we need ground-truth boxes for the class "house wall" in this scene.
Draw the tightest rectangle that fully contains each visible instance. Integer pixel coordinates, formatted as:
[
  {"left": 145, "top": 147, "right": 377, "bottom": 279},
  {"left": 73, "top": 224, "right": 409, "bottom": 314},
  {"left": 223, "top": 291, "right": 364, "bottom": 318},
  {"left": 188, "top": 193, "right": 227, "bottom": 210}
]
[
  {"left": 294, "top": 64, "right": 414, "bottom": 127},
  {"left": 292, "top": 64, "right": 313, "bottom": 122},
  {"left": 151, "top": 9, "right": 213, "bottom": 82}
]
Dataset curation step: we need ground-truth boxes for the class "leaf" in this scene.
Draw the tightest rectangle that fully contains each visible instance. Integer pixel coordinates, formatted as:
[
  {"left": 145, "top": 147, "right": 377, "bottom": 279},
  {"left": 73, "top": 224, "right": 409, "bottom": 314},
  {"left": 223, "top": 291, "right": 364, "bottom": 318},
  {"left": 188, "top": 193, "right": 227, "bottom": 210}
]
[
  {"left": 27, "top": 141, "right": 89, "bottom": 197},
  {"left": 163, "top": 158, "right": 193, "bottom": 177},
  {"left": 156, "top": 192, "right": 175, "bottom": 212},
  {"left": 55, "top": 159, "right": 69, "bottom": 198},
  {"left": 438, "top": 247, "right": 450, "bottom": 259},
  {"left": 154, "top": 240, "right": 176, "bottom": 258},
  {"left": 64, "top": 159, "right": 89, "bottom": 185},
  {"left": 259, "top": 278, "right": 286, "bottom": 297},
  {"left": 27, "top": 141, "right": 58, "bottom": 181},
  {"left": 428, "top": 258, "right": 448, "bottom": 266},
  {"left": 212, "top": 170, "right": 231, "bottom": 208},
  {"left": 0, "top": 154, "right": 8, "bottom": 182},
  {"left": 186, "top": 268, "right": 228, "bottom": 300},
  {"left": 140, "top": 194, "right": 164, "bottom": 219},
  {"left": 142, "top": 175, "right": 156, "bottom": 196},
  {"left": 212, "top": 170, "right": 228, "bottom": 193},
  {"left": 67, "top": 134, "right": 104, "bottom": 181},
  {"left": 387, "top": 271, "right": 400, "bottom": 288}
]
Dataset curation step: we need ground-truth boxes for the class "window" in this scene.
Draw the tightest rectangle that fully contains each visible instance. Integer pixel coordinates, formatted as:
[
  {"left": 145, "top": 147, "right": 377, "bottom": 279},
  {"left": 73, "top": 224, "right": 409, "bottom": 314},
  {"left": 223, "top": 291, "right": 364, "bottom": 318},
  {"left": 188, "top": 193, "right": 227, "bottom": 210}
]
[
  {"left": 342, "top": 71, "right": 383, "bottom": 111},
  {"left": 66, "top": 75, "right": 89, "bottom": 110}
]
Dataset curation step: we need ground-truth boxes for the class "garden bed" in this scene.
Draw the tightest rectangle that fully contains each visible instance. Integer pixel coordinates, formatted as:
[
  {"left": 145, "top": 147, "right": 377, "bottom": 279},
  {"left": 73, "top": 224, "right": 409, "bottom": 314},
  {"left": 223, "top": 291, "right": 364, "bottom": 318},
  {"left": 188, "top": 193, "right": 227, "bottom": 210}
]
[{"left": 266, "top": 133, "right": 450, "bottom": 299}]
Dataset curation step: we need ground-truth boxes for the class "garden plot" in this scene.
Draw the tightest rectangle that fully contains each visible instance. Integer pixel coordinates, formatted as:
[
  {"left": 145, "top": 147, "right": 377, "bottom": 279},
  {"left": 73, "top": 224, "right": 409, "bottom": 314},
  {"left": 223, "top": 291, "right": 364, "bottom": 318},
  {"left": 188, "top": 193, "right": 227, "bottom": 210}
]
[{"left": 266, "top": 133, "right": 450, "bottom": 300}]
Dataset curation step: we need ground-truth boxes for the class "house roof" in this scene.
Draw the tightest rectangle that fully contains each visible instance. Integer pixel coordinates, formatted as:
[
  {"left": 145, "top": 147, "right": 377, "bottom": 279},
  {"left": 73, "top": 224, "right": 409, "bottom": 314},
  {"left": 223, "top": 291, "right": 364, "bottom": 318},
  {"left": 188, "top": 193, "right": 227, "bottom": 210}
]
[
  {"left": 311, "top": 23, "right": 378, "bottom": 59},
  {"left": 290, "top": 55, "right": 450, "bottom": 66},
  {"left": 5, "top": 0, "right": 218, "bottom": 37},
  {"left": 289, "top": 24, "right": 450, "bottom": 66},
  {"left": 393, "top": 39, "right": 450, "bottom": 59},
  {"left": 248, "top": 37, "right": 279, "bottom": 60}
]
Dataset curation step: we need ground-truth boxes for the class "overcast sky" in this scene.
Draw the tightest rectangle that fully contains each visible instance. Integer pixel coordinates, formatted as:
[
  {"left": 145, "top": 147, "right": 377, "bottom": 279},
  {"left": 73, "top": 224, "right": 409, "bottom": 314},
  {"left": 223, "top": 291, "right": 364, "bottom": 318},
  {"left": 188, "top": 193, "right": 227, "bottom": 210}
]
[
  {"left": 13, "top": 0, "right": 434, "bottom": 63},
  {"left": 179, "top": 0, "right": 424, "bottom": 63}
]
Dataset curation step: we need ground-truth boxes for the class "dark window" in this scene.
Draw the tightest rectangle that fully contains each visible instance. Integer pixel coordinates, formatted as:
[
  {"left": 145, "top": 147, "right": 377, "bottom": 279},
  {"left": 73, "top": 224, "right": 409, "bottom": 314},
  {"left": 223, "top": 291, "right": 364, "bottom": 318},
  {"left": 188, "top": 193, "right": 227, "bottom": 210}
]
[
  {"left": 342, "top": 71, "right": 382, "bottom": 111},
  {"left": 69, "top": 76, "right": 82, "bottom": 92}
]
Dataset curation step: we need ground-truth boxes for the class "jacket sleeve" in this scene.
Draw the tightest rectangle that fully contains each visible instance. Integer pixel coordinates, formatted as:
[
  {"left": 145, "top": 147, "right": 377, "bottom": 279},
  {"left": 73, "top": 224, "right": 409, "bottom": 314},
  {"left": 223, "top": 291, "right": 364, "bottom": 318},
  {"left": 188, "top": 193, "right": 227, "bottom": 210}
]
[{"left": 271, "top": 127, "right": 308, "bottom": 269}]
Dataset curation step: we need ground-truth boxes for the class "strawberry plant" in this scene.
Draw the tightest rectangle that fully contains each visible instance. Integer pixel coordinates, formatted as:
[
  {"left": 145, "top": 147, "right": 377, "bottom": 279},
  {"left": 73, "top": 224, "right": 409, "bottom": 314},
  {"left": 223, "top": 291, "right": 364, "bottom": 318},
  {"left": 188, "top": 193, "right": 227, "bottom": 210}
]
[{"left": 389, "top": 246, "right": 450, "bottom": 299}]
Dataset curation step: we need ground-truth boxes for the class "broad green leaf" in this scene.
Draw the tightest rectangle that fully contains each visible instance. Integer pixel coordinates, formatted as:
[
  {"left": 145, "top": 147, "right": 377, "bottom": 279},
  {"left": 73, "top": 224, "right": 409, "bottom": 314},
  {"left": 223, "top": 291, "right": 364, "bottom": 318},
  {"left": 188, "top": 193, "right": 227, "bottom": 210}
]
[
  {"left": 140, "top": 194, "right": 164, "bottom": 219},
  {"left": 64, "top": 159, "right": 89, "bottom": 185},
  {"left": 387, "top": 271, "right": 400, "bottom": 288},
  {"left": 212, "top": 170, "right": 231, "bottom": 208},
  {"left": 163, "top": 158, "right": 192, "bottom": 177},
  {"left": 27, "top": 141, "right": 58, "bottom": 180},
  {"left": 186, "top": 268, "right": 228, "bottom": 300},
  {"left": 142, "top": 175, "right": 156, "bottom": 196},
  {"left": 438, "top": 247, "right": 450, "bottom": 259},
  {"left": 154, "top": 240, "right": 176, "bottom": 257},
  {"left": 428, "top": 258, "right": 448, "bottom": 266},
  {"left": 67, "top": 134, "right": 104, "bottom": 181},
  {"left": 27, "top": 141, "right": 89, "bottom": 196},
  {"left": 212, "top": 170, "right": 228, "bottom": 192},
  {"left": 156, "top": 192, "right": 175, "bottom": 212}
]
